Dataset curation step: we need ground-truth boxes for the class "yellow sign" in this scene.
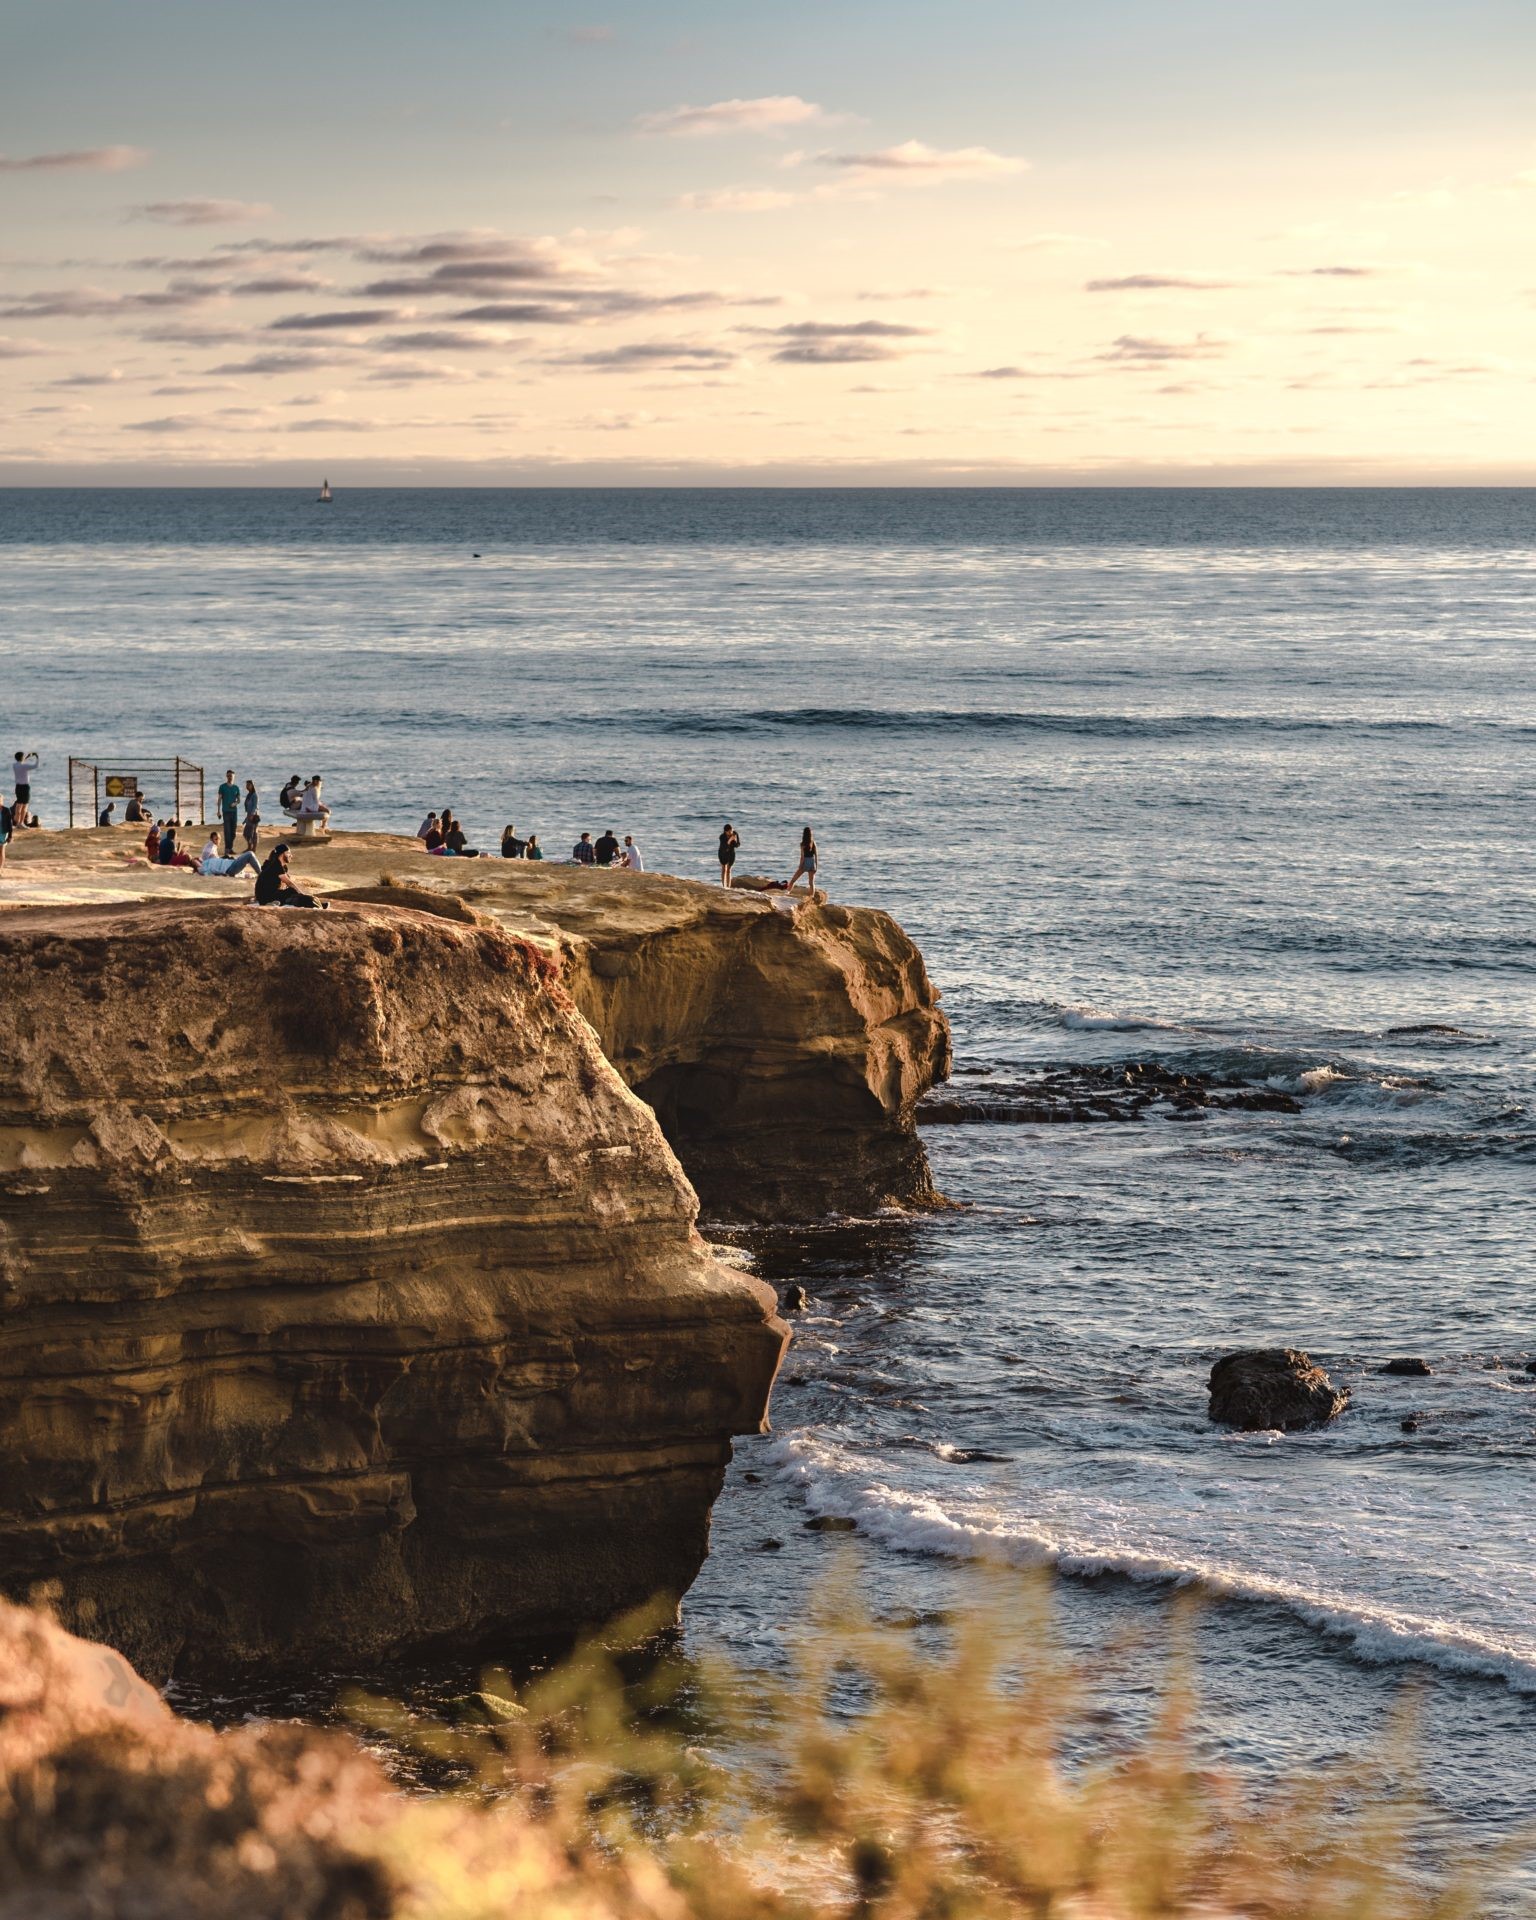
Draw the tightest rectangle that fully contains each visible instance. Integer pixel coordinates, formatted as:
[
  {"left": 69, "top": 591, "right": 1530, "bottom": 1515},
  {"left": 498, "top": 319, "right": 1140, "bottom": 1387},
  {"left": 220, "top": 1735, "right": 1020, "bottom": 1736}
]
[{"left": 103, "top": 776, "right": 140, "bottom": 798}]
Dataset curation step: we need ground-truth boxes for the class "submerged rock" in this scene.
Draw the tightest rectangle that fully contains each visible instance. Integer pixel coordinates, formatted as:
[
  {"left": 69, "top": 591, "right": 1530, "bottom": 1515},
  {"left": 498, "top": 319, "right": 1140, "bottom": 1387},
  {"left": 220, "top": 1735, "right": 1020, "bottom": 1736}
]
[
  {"left": 783, "top": 1284, "right": 809, "bottom": 1312},
  {"left": 0, "top": 901, "right": 787, "bottom": 1682},
  {"left": 805, "top": 1514, "right": 857, "bottom": 1532},
  {"left": 1208, "top": 1349, "right": 1350, "bottom": 1432},
  {"left": 1380, "top": 1356, "right": 1433, "bottom": 1376}
]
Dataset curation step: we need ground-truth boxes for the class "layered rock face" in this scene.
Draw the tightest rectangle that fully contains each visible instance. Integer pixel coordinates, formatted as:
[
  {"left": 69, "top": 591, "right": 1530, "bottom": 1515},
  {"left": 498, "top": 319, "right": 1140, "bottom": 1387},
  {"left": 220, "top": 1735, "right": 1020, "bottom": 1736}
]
[
  {"left": 0, "top": 900, "right": 785, "bottom": 1681},
  {"left": 340, "top": 864, "right": 953, "bottom": 1223}
]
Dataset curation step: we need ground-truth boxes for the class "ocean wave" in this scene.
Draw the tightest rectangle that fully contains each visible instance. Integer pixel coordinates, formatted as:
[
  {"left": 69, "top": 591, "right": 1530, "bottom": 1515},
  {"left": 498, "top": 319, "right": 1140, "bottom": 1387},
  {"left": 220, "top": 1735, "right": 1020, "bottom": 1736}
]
[
  {"left": 1057, "top": 1005, "right": 1182, "bottom": 1034},
  {"left": 767, "top": 1434, "right": 1536, "bottom": 1694},
  {"left": 639, "top": 707, "right": 1464, "bottom": 740}
]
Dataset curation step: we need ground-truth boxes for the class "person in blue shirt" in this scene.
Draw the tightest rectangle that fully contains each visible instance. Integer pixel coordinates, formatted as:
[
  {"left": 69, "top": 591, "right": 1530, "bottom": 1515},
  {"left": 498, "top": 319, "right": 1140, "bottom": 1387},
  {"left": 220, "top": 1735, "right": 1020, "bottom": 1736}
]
[{"left": 216, "top": 769, "right": 242, "bottom": 855}]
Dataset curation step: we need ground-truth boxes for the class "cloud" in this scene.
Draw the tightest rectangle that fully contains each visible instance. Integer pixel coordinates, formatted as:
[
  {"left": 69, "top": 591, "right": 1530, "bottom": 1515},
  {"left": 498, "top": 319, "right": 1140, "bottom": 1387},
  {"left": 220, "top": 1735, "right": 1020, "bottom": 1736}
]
[
  {"left": 376, "top": 329, "right": 513, "bottom": 352},
  {"left": 771, "top": 341, "right": 905, "bottom": 363},
  {"left": 0, "top": 145, "right": 148, "bottom": 173},
  {"left": 817, "top": 140, "right": 1026, "bottom": 181},
  {"left": 637, "top": 96, "right": 827, "bottom": 137},
  {"left": 0, "top": 334, "right": 50, "bottom": 358},
  {"left": 268, "top": 308, "right": 398, "bottom": 331},
  {"left": 545, "top": 340, "right": 737, "bottom": 372},
  {"left": 1281, "top": 264, "right": 1384, "bottom": 278},
  {"left": 1085, "top": 274, "right": 1234, "bottom": 291},
  {"left": 0, "top": 280, "right": 223, "bottom": 318},
  {"left": 131, "top": 199, "right": 273, "bottom": 226},
  {"left": 51, "top": 368, "right": 124, "bottom": 385},
  {"left": 450, "top": 288, "right": 722, "bottom": 324},
  {"left": 210, "top": 350, "right": 354, "bottom": 375},
  {"left": 745, "top": 319, "right": 932, "bottom": 340},
  {"left": 674, "top": 188, "right": 798, "bottom": 212},
  {"left": 123, "top": 414, "right": 201, "bottom": 433},
  {"left": 970, "top": 365, "right": 1035, "bottom": 379},
  {"left": 232, "top": 273, "right": 331, "bottom": 295},
  {"left": 559, "top": 23, "right": 614, "bottom": 42},
  {"left": 1095, "top": 333, "right": 1229, "bottom": 364}
]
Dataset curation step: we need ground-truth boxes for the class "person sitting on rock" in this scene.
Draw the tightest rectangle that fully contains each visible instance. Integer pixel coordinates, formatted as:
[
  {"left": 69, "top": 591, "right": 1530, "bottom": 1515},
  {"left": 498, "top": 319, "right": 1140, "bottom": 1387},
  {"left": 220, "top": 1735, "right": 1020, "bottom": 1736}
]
[
  {"left": 500, "top": 824, "right": 527, "bottom": 859},
  {"left": 124, "top": 793, "right": 150, "bottom": 824},
  {"left": 572, "top": 831, "right": 596, "bottom": 866},
  {"left": 444, "top": 815, "right": 480, "bottom": 857},
  {"left": 297, "top": 776, "right": 331, "bottom": 828},
  {"left": 97, "top": 801, "right": 116, "bottom": 828},
  {"left": 619, "top": 834, "right": 644, "bottom": 872},
  {"left": 417, "top": 811, "right": 440, "bottom": 842},
  {"left": 254, "top": 843, "right": 324, "bottom": 908},
  {"left": 144, "top": 820, "right": 161, "bottom": 863},
  {"left": 593, "top": 828, "right": 620, "bottom": 868}
]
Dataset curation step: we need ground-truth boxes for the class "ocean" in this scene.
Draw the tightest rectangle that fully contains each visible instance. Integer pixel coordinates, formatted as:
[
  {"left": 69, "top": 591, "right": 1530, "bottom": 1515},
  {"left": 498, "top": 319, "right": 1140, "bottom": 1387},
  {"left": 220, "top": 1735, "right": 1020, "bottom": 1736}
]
[{"left": 2, "top": 487, "right": 1533, "bottom": 1884}]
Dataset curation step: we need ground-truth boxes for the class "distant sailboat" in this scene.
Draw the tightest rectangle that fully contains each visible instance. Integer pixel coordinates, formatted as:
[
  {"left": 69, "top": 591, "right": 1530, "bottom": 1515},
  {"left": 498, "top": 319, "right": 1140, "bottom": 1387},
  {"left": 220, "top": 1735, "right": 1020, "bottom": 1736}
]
[{"left": 317, "top": 478, "right": 332, "bottom": 503}]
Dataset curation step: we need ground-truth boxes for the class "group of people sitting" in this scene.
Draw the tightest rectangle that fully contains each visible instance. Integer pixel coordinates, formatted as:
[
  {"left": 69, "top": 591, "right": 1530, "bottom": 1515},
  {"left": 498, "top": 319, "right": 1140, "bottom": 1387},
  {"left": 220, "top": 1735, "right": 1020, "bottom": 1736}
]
[
  {"left": 278, "top": 775, "right": 330, "bottom": 829},
  {"left": 416, "top": 815, "right": 645, "bottom": 869},
  {"left": 415, "top": 810, "right": 505, "bottom": 858},
  {"left": 571, "top": 830, "right": 644, "bottom": 870}
]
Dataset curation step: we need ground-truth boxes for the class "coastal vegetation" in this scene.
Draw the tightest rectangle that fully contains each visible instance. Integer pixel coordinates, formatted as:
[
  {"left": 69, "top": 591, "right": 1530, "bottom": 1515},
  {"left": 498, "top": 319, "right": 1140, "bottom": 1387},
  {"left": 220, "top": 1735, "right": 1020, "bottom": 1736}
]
[{"left": 0, "top": 1580, "right": 1509, "bottom": 1919}]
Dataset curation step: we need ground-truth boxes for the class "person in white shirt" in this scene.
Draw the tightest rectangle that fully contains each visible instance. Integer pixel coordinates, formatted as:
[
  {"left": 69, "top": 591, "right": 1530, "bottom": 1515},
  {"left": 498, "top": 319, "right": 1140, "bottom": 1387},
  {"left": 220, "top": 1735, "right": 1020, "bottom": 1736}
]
[
  {"left": 619, "top": 835, "right": 644, "bottom": 872},
  {"left": 200, "top": 838, "right": 261, "bottom": 878},
  {"left": 298, "top": 776, "right": 331, "bottom": 826},
  {"left": 11, "top": 751, "right": 38, "bottom": 827}
]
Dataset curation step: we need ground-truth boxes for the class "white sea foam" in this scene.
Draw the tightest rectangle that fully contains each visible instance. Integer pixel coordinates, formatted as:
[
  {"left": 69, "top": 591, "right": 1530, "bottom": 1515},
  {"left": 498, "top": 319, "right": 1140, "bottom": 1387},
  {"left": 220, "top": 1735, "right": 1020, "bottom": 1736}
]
[
  {"left": 766, "top": 1433, "right": 1536, "bottom": 1695},
  {"left": 1058, "top": 1005, "right": 1179, "bottom": 1034}
]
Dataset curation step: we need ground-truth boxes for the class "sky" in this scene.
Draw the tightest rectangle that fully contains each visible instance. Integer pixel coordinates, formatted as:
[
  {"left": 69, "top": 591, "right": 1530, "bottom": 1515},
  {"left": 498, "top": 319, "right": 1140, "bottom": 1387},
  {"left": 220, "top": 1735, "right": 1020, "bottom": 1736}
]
[{"left": 4, "top": 0, "right": 1536, "bottom": 483}]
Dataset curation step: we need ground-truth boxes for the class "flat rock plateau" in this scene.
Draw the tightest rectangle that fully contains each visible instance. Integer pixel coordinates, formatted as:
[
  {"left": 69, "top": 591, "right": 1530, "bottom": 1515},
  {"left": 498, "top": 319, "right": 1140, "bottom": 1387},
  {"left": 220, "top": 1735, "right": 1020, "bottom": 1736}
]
[{"left": 0, "top": 828, "right": 949, "bottom": 1680}]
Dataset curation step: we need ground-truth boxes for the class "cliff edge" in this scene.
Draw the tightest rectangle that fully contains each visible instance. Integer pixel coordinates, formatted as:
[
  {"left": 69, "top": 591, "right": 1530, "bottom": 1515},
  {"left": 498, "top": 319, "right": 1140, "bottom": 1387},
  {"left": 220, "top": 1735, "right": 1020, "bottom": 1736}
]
[{"left": 0, "top": 899, "right": 786, "bottom": 1681}]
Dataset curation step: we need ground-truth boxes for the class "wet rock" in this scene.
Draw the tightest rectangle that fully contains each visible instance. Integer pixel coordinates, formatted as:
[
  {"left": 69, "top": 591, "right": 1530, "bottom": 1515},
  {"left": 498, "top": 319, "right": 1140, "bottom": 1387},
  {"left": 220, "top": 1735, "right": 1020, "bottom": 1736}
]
[
  {"left": 783, "top": 1284, "right": 809, "bottom": 1312},
  {"left": 804, "top": 1514, "right": 857, "bottom": 1533},
  {"left": 754, "top": 1538, "right": 783, "bottom": 1553},
  {"left": 1525, "top": 1359, "right": 1536, "bottom": 1376},
  {"left": 1208, "top": 1348, "right": 1350, "bottom": 1432},
  {"left": 1400, "top": 1416, "right": 1421, "bottom": 1433},
  {"left": 1380, "top": 1357, "right": 1432, "bottom": 1376},
  {"left": 920, "top": 1059, "right": 1308, "bottom": 1128}
]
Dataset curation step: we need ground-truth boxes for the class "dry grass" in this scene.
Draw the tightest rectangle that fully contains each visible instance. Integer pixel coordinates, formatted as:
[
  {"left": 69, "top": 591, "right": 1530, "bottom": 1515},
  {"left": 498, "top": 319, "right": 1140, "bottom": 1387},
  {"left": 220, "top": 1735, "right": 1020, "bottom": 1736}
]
[
  {"left": 0, "top": 1580, "right": 1523, "bottom": 1920},
  {"left": 346, "top": 1580, "right": 1518, "bottom": 1920}
]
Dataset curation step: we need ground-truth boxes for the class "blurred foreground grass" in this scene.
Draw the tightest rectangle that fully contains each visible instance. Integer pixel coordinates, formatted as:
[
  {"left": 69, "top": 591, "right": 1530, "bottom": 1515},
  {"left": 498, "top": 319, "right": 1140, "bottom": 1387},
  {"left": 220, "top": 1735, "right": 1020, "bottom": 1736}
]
[
  {"left": 1, "top": 1575, "right": 1523, "bottom": 1919},
  {"left": 345, "top": 1577, "right": 1514, "bottom": 1920}
]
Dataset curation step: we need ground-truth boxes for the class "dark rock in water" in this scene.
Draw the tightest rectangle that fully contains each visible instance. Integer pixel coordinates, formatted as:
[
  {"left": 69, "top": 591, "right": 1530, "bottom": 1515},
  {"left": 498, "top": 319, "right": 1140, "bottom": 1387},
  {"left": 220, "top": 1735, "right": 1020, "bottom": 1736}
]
[
  {"left": 1400, "top": 1416, "right": 1421, "bottom": 1433},
  {"left": 741, "top": 1470, "right": 762, "bottom": 1484},
  {"left": 1525, "top": 1359, "right": 1536, "bottom": 1376},
  {"left": 783, "top": 1284, "right": 809, "bottom": 1311},
  {"left": 1208, "top": 1348, "right": 1350, "bottom": 1432},
  {"left": 755, "top": 1538, "right": 783, "bottom": 1552},
  {"left": 805, "top": 1514, "right": 857, "bottom": 1532},
  {"left": 1380, "top": 1357, "right": 1432, "bottom": 1376},
  {"left": 920, "top": 1058, "right": 1308, "bottom": 1127}
]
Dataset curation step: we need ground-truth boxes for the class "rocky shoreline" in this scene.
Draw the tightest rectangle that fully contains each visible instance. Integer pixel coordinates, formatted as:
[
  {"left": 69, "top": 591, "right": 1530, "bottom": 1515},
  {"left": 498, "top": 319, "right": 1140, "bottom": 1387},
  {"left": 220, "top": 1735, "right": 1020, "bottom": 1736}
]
[{"left": 0, "top": 831, "right": 950, "bottom": 1681}]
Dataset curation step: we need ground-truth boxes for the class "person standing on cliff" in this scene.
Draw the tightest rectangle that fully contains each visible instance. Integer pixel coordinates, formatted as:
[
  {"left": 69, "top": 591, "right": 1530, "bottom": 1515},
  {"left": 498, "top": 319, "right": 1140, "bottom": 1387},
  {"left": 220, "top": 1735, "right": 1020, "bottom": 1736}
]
[
  {"left": 718, "top": 822, "right": 739, "bottom": 887},
  {"left": 12, "top": 750, "right": 38, "bottom": 829},
  {"left": 242, "top": 780, "right": 261, "bottom": 851},
  {"left": 788, "top": 826, "right": 819, "bottom": 894},
  {"left": 217, "top": 769, "right": 242, "bottom": 855}
]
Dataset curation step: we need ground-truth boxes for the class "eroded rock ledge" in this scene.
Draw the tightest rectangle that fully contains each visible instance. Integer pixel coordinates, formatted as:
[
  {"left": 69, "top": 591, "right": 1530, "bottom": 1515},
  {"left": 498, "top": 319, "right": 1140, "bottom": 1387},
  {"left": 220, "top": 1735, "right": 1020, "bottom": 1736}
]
[
  {"left": 0, "top": 900, "right": 786, "bottom": 1681},
  {"left": 337, "top": 856, "right": 953, "bottom": 1223}
]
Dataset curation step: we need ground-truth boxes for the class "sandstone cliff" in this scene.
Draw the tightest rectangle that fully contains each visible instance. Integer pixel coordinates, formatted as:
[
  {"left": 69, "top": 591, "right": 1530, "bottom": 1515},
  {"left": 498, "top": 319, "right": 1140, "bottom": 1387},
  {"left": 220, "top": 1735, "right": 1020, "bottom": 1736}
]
[
  {"left": 1, "top": 829, "right": 952, "bottom": 1225},
  {"left": 0, "top": 900, "right": 786, "bottom": 1682},
  {"left": 336, "top": 859, "right": 953, "bottom": 1222}
]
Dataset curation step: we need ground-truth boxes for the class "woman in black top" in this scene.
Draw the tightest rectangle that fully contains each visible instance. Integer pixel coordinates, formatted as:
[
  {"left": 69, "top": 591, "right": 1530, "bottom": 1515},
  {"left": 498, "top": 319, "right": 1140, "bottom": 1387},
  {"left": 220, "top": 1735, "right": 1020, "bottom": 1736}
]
[
  {"left": 788, "top": 826, "right": 818, "bottom": 894},
  {"left": 718, "top": 823, "right": 740, "bottom": 888}
]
